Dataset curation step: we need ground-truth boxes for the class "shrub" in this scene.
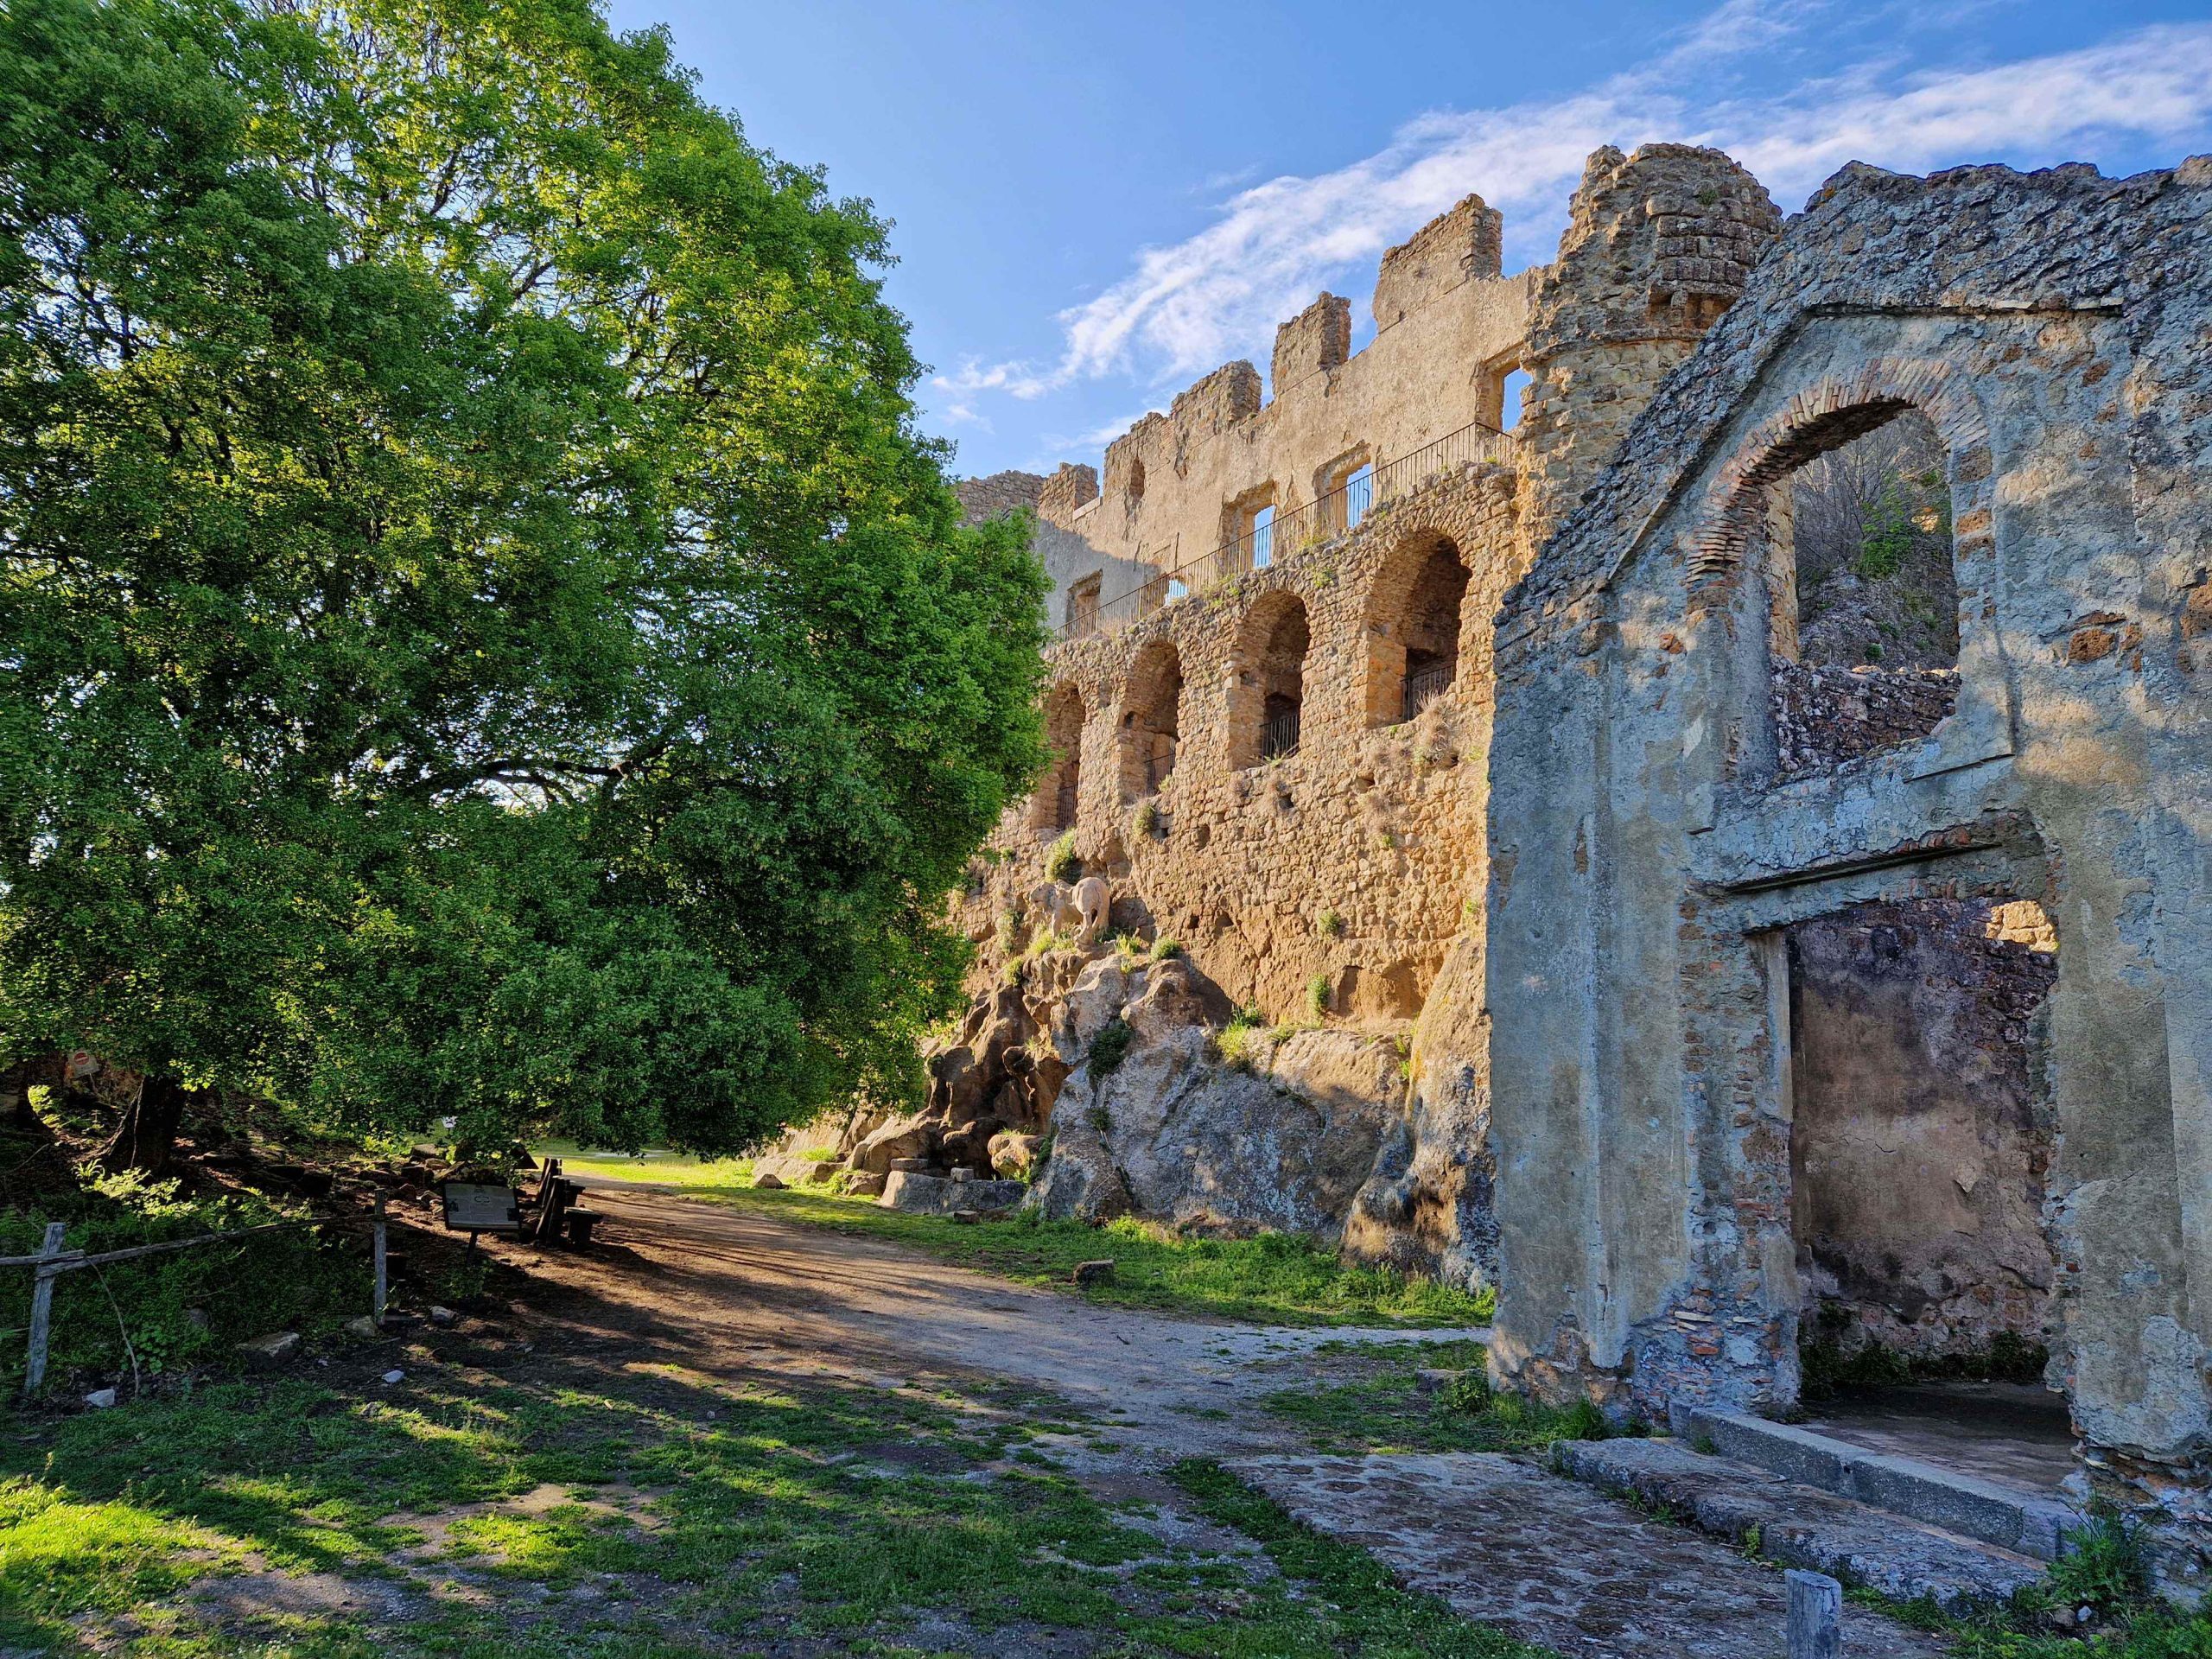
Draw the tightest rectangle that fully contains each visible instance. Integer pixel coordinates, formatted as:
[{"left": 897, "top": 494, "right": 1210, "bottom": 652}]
[
  {"left": 1045, "top": 834, "right": 1080, "bottom": 884},
  {"left": 1305, "top": 975, "right": 1332, "bottom": 1023},
  {"left": 1315, "top": 908, "right": 1345, "bottom": 938},
  {"left": 1216, "top": 1006, "right": 1268, "bottom": 1074},
  {"left": 2047, "top": 1505, "right": 2148, "bottom": 1616},
  {"left": 1089, "top": 1019, "right": 1135, "bottom": 1076},
  {"left": 1133, "top": 799, "right": 1162, "bottom": 838},
  {"left": 1148, "top": 938, "right": 1184, "bottom": 961}
]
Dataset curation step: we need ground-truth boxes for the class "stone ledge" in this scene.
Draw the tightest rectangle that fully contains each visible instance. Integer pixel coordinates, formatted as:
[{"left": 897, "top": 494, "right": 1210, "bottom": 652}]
[
  {"left": 1669, "top": 1404, "right": 2079, "bottom": 1563},
  {"left": 878, "top": 1172, "right": 1026, "bottom": 1217},
  {"left": 1554, "top": 1435, "right": 2048, "bottom": 1615}
]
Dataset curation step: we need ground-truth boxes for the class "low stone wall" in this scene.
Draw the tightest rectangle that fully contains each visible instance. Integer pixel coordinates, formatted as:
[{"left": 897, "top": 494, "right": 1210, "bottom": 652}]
[{"left": 1770, "top": 664, "right": 1959, "bottom": 779}]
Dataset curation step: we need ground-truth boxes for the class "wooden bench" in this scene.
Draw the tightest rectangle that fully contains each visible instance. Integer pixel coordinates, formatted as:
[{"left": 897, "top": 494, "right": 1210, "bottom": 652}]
[{"left": 441, "top": 1181, "right": 524, "bottom": 1262}]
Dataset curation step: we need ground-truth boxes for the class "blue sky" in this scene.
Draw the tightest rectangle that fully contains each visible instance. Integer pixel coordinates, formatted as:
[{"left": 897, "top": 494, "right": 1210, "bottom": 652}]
[{"left": 603, "top": 0, "right": 2212, "bottom": 480}]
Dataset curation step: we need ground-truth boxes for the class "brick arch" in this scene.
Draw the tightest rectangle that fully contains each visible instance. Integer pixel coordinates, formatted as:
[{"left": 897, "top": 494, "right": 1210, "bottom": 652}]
[
  {"left": 1030, "top": 680, "right": 1086, "bottom": 833},
  {"left": 1226, "top": 588, "right": 1311, "bottom": 769},
  {"left": 1686, "top": 357, "right": 1995, "bottom": 605},
  {"left": 1358, "top": 523, "right": 1472, "bottom": 728},
  {"left": 1118, "top": 637, "right": 1184, "bottom": 799}
]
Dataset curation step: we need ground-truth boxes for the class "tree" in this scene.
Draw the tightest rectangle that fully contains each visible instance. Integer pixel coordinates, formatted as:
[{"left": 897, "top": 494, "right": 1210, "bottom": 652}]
[{"left": 0, "top": 0, "right": 1046, "bottom": 1169}]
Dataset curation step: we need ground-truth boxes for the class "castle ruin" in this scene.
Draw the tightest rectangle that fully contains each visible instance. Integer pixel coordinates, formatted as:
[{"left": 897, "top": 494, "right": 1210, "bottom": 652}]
[{"left": 776, "top": 143, "right": 2212, "bottom": 1596}]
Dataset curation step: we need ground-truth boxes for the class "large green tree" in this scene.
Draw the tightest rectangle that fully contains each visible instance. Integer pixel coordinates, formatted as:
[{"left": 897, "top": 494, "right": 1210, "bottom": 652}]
[{"left": 0, "top": 0, "right": 1046, "bottom": 1166}]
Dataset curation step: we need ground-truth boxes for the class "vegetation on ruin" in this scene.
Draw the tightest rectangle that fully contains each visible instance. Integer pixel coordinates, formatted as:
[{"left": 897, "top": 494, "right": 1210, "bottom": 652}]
[
  {"left": 1087, "top": 1017, "right": 1135, "bottom": 1075},
  {"left": 1044, "top": 832, "right": 1083, "bottom": 884},
  {"left": 0, "top": 0, "right": 1046, "bottom": 1172}
]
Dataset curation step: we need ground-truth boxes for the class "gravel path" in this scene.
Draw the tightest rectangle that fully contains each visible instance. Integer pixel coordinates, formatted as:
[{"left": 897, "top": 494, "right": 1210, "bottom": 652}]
[{"left": 540, "top": 1183, "right": 1953, "bottom": 1656}]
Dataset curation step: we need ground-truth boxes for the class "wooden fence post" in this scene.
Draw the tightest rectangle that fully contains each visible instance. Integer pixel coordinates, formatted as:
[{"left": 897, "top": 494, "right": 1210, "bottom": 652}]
[
  {"left": 22, "top": 1222, "right": 67, "bottom": 1399},
  {"left": 372, "top": 1195, "right": 388, "bottom": 1324}
]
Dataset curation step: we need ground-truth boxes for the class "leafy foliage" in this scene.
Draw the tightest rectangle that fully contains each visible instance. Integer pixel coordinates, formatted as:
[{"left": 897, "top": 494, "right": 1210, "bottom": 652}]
[{"left": 0, "top": 0, "right": 1046, "bottom": 1156}]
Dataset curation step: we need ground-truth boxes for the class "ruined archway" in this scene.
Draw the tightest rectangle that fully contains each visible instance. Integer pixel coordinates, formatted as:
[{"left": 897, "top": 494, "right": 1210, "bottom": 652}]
[
  {"left": 1119, "top": 639, "right": 1183, "bottom": 799},
  {"left": 1361, "top": 529, "right": 1471, "bottom": 728},
  {"left": 1778, "top": 894, "right": 2069, "bottom": 1482},
  {"left": 1229, "top": 591, "right": 1309, "bottom": 767},
  {"left": 1032, "top": 682, "right": 1085, "bottom": 833}
]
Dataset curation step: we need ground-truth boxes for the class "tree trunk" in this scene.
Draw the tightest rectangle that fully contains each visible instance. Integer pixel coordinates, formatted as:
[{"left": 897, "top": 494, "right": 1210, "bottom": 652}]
[{"left": 99, "top": 1075, "right": 191, "bottom": 1176}]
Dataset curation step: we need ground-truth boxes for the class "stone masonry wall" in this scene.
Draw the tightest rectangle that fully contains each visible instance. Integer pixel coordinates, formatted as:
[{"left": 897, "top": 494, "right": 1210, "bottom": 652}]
[
  {"left": 1788, "top": 897, "right": 2058, "bottom": 1363},
  {"left": 1485, "top": 156, "right": 2212, "bottom": 1588}
]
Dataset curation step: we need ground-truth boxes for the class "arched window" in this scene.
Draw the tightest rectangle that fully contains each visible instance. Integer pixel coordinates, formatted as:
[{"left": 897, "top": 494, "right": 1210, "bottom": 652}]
[
  {"left": 1230, "top": 594, "right": 1309, "bottom": 767},
  {"left": 1033, "top": 683, "right": 1085, "bottom": 832},
  {"left": 1362, "top": 531, "right": 1470, "bottom": 727},
  {"left": 1750, "top": 405, "right": 1961, "bottom": 778},
  {"left": 1120, "top": 640, "right": 1182, "bottom": 798}
]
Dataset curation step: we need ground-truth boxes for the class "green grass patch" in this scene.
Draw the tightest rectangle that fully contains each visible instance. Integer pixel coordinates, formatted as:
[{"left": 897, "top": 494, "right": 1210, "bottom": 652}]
[
  {"left": 4, "top": 1340, "right": 1553, "bottom": 1656},
  {"left": 535, "top": 1143, "right": 755, "bottom": 1188},
  {"left": 675, "top": 1180, "right": 1492, "bottom": 1326},
  {"left": 1260, "top": 1340, "right": 1607, "bottom": 1453},
  {"left": 1168, "top": 1459, "right": 1554, "bottom": 1656}
]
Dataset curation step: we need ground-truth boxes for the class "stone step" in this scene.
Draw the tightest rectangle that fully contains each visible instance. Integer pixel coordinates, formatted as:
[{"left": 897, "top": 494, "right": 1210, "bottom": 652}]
[
  {"left": 1669, "top": 1403, "right": 2078, "bottom": 1562},
  {"left": 1554, "top": 1435, "right": 2050, "bottom": 1616}
]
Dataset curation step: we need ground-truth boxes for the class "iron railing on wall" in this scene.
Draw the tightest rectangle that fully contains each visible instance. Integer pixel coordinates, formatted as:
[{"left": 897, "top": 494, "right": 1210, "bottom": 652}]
[
  {"left": 1260, "top": 707, "right": 1301, "bottom": 761},
  {"left": 1401, "top": 660, "right": 1455, "bottom": 722},
  {"left": 1056, "top": 418, "right": 1513, "bottom": 641}
]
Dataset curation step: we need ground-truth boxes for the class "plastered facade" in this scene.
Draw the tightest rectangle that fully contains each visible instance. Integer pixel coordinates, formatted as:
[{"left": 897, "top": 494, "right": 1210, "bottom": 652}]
[{"left": 1483, "top": 157, "right": 2212, "bottom": 1586}]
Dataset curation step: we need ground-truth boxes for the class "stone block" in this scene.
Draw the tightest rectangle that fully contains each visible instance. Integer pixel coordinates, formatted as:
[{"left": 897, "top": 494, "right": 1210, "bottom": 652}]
[{"left": 237, "top": 1331, "right": 302, "bottom": 1370}]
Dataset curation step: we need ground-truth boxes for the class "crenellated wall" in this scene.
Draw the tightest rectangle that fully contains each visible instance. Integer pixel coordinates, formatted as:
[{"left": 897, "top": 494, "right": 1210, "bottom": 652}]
[{"left": 956, "top": 146, "right": 1779, "bottom": 1287}]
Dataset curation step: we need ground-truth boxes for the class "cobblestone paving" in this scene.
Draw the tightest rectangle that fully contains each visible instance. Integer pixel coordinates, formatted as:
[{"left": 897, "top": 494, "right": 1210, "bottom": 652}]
[{"left": 1228, "top": 1451, "right": 1955, "bottom": 1658}]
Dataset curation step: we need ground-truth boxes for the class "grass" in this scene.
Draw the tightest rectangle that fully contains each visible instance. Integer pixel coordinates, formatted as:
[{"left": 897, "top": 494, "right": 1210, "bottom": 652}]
[
  {"left": 534, "top": 1143, "right": 755, "bottom": 1188},
  {"left": 0, "top": 1337, "right": 1554, "bottom": 1656},
  {"left": 1260, "top": 1340, "right": 1609, "bottom": 1454},
  {"left": 677, "top": 1179, "right": 1494, "bottom": 1327}
]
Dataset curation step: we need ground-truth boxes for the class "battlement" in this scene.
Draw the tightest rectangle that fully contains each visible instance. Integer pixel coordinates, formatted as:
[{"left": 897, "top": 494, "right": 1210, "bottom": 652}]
[{"left": 1372, "top": 193, "right": 1503, "bottom": 331}]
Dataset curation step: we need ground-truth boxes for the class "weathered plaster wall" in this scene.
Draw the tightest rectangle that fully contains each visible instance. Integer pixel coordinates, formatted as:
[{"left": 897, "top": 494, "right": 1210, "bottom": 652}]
[
  {"left": 1484, "top": 157, "right": 2212, "bottom": 1581},
  {"left": 1788, "top": 897, "right": 2058, "bottom": 1362}
]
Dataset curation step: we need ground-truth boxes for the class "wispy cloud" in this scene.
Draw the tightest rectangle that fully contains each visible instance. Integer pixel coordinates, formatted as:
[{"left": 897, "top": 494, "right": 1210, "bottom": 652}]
[{"left": 966, "top": 7, "right": 2212, "bottom": 416}]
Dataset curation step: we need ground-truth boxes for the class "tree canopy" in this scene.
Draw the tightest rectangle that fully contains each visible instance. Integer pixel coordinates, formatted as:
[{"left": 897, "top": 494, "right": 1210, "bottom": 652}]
[{"left": 0, "top": 0, "right": 1047, "bottom": 1162}]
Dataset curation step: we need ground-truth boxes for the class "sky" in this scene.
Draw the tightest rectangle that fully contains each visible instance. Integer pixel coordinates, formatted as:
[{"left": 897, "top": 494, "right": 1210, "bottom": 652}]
[{"left": 602, "top": 0, "right": 2212, "bottom": 480}]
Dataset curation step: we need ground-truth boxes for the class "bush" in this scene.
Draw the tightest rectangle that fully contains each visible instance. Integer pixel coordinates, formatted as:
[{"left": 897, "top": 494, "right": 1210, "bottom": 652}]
[
  {"left": 1088, "top": 1019, "right": 1135, "bottom": 1076},
  {"left": 1045, "top": 834, "right": 1080, "bottom": 884},
  {"left": 1305, "top": 975, "right": 1332, "bottom": 1023},
  {"left": 1133, "top": 800, "right": 1162, "bottom": 838},
  {"left": 1315, "top": 908, "right": 1344, "bottom": 938}
]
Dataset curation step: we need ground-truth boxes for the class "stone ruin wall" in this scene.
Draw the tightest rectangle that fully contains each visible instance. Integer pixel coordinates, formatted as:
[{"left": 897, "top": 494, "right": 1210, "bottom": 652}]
[
  {"left": 931, "top": 146, "right": 1778, "bottom": 1287},
  {"left": 1482, "top": 156, "right": 2212, "bottom": 1587}
]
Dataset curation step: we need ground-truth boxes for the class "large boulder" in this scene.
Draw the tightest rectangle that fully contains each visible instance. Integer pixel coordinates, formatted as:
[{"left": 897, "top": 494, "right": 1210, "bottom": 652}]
[
  {"left": 849, "top": 1112, "right": 938, "bottom": 1175},
  {"left": 1028, "top": 1023, "right": 1404, "bottom": 1242},
  {"left": 1052, "top": 957, "right": 1132, "bottom": 1062}
]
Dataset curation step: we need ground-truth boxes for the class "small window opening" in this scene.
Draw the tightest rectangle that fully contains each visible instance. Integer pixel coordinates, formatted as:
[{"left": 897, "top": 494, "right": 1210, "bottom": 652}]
[
  {"left": 1126, "top": 457, "right": 1146, "bottom": 515},
  {"left": 1065, "top": 575, "right": 1102, "bottom": 639},
  {"left": 1252, "top": 505, "right": 1276, "bottom": 569},
  {"left": 1764, "top": 407, "right": 1961, "bottom": 778},
  {"left": 1501, "top": 367, "right": 1531, "bottom": 431}
]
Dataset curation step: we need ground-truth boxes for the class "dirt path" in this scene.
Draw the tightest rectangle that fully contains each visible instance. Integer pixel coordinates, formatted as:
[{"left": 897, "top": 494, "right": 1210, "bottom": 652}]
[{"left": 498, "top": 1183, "right": 1949, "bottom": 1658}]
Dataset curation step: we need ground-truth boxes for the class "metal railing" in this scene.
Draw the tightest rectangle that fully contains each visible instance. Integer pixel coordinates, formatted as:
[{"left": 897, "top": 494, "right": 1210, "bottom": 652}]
[
  {"left": 1260, "top": 707, "right": 1300, "bottom": 761},
  {"left": 1401, "top": 659, "right": 1455, "bottom": 722},
  {"left": 1055, "top": 418, "right": 1513, "bottom": 641}
]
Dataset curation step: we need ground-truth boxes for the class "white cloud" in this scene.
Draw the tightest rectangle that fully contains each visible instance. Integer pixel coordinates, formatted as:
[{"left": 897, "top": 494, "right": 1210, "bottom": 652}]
[{"left": 990, "top": 10, "right": 2212, "bottom": 404}]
